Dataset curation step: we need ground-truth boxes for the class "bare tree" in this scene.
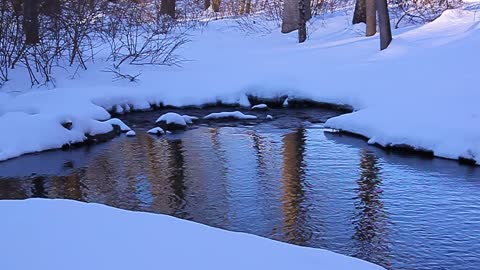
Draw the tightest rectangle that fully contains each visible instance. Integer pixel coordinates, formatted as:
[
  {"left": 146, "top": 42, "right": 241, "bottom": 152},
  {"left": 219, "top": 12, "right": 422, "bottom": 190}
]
[
  {"left": 239, "top": 0, "right": 246, "bottom": 14},
  {"left": 212, "top": 0, "right": 221, "bottom": 12},
  {"left": 245, "top": 0, "right": 251, "bottom": 14},
  {"left": 376, "top": 0, "right": 391, "bottom": 50},
  {"left": 161, "top": 0, "right": 176, "bottom": 17},
  {"left": 23, "top": 0, "right": 40, "bottom": 44},
  {"left": 282, "top": 0, "right": 311, "bottom": 33},
  {"left": 366, "top": 0, "right": 376, "bottom": 36},
  {"left": 298, "top": 0, "right": 307, "bottom": 43},
  {"left": 352, "top": 0, "right": 366, "bottom": 24}
]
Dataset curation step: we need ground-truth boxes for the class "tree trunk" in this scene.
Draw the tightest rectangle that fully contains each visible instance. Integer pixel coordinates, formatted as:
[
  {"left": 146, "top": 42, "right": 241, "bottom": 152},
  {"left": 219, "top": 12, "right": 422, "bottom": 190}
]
[
  {"left": 282, "top": 0, "right": 311, "bottom": 33},
  {"left": 204, "top": 0, "right": 210, "bottom": 10},
  {"left": 160, "top": 0, "right": 176, "bottom": 18},
  {"left": 245, "top": 0, "right": 251, "bottom": 14},
  {"left": 239, "top": 0, "right": 245, "bottom": 14},
  {"left": 376, "top": 0, "right": 392, "bottom": 50},
  {"left": 352, "top": 0, "right": 366, "bottom": 24},
  {"left": 23, "top": 0, "right": 40, "bottom": 45},
  {"left": 298, "top": 0, "right": 307, "bottom": 43},
  {"left": 212, "top": 0, "right": 220, "bottom": 12},
  {"left": 366, "top": 0, "right": 376, "bottom": 37}
]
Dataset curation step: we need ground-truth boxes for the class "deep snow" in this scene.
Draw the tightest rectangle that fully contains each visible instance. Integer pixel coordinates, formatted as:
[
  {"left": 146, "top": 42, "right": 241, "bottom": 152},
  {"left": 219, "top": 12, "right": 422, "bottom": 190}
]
[
  {"left": 0, "top": 199, "right": 384, "bottom": 270},
  {"left": 0, "top": 5, "right": 479, "bottom": 163}
]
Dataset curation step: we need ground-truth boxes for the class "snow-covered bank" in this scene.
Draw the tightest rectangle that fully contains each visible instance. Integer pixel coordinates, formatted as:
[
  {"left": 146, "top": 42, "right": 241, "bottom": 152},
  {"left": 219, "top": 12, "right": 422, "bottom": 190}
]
[
  {"left": 1, "top": 6, "right": 479, "bottom": 163},
  {"left": 0, "top": 199, "right": 383, "bottom": 270}
]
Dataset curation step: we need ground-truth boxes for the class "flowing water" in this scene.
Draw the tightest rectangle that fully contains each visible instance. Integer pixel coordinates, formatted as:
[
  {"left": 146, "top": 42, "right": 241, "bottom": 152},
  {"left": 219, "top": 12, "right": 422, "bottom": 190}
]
[{"left": 1, "top": 108, "right": 479, "bottom": 270}]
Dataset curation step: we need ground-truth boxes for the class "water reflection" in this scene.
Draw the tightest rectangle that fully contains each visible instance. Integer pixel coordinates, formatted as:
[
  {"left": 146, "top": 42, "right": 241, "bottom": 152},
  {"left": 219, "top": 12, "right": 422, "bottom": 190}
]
[
  {"left": 1, "top": 121, "right": 480, "bottom": 270},
  {"left": 353, "top": 149, "right": 391, "bottom": 268},
  {"left": 281, "top": 129, "right": 311, "bottom": 246}
]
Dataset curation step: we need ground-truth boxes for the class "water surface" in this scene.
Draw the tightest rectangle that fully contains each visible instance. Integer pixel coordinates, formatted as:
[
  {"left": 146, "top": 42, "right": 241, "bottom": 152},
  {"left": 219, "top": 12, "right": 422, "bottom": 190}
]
[{"left": 1, "top": 108, "right": 479, "bottom": 270}]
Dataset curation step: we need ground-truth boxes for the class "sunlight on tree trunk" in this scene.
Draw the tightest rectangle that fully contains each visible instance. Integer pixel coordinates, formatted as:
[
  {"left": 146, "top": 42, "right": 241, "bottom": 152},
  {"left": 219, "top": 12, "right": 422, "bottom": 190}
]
[
  {"left": 366, "top": 0, "right": 376, "bottom": 37},
  {"left": 212, "top": 0, "right": 221, "bottom": 12},
  {"left": 245, "top": 0, "right": 251, "bottom": 14},
  {"left": 240, "top": 0, "right": 245, "bottom": 14}
]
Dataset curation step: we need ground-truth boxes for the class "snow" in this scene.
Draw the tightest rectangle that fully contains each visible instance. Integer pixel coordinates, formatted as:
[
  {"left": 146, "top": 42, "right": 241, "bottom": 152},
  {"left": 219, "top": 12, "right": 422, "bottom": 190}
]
[
  {"left": 182, "top": 114, "right": 199, "bottom": 124},
  {"left": 105, "top": 118, "right": 132, "bottom": 131},
  {"left": 156, "top": 112, "right": 188, "bottom": 126},
  {"left": 147, "top": 127, "right": 165, "bottom": 135},
  {"left": 1, "top": 5, "right": 480, "bottom": 163},
  {"left": 204, "top": 111, "right": 258, "bottom": 120},
  {"left": 0, "top": 199, "right": 384, "bottom": 270},
  {"left": 267, "top": 115, "right": 274, "bottom": 120},
  {"left": 126, "top": 130, "right": 136, "bottom": 136},
  {"left": 252, "top": 104, "right": 268, "bottom": 110}
]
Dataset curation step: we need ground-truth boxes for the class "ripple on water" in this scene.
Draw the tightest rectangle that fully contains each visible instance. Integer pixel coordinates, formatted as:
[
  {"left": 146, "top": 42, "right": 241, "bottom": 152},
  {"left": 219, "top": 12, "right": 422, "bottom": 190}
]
[{"left": 0, "top": 109, "right": 479, "bottom": 270}]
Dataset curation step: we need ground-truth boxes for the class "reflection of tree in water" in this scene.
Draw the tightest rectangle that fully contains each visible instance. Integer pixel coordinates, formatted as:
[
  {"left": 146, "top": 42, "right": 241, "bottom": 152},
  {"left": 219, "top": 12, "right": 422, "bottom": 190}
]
[
  {"left": 281, "top": 128, "right": 310, "bottom": 246},
  {"left": 31, "top": 176, "right": 48, "bottom": 198},
  {"left": 166, "top": 139, "right": 187, "bottom": 218},
  {"left": 353, "top": 149, "right": 391, "bottom": 268}
]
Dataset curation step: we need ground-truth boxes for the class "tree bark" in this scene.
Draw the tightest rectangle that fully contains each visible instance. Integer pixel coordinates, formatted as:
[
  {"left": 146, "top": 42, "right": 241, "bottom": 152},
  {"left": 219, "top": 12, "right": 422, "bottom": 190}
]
[
  {"left": 160, "top": 0, "right": 176, "bottom": 18},
  {"left": 282, "top": 0, "right": 311, "bottom": 33},
  {"left": 366, "top": 0, "right": 376, "bottom": 37},
  {"left": 239, "top": 0, "right": 245, "bottom": 14},
  {"left": 376, "top": 0, "right": 392, "bottom": 50},
  {"left": 23, "top": 0, "right": 40, "bottom": 45},
  {"left": 298, "top": 0, "right": 307, "bottom": 43},
  {"left": 352, "top": 0, "right": 366, "bottom": 24},
  {"left": 204, "top": 0, "right": 210, "bottom": 10},
  {"left": 245, "top": 0, "right": 251, "bottom": 14},
  {"left": 212, "top": 0, "right": 220, "bottom": 12}
]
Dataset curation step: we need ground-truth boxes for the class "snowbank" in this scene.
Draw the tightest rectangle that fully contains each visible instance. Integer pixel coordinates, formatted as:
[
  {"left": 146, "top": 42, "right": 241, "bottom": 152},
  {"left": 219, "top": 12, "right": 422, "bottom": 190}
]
[
  {"left": 0, "top": 6, "right": 479, "bottom": 163},
  {"left": 0, "top": 199, "right": 383, "bottom": 270}
]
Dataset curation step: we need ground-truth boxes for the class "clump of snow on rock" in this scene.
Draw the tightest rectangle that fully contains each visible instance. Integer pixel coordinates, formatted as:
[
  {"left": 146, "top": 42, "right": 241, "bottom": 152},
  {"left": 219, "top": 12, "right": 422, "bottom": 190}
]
[
  {"left": 156, "top": 112, "right": 187, "bottom": 131},
  {"left": 266, "top": 115, "right": 274, "bottom": 120},
  {"left": 105, "top": 118, "right": 131, "bottom": 132},
  {"left": 204, "top": 111, "right": 257, "bottom": 120},
  {"left": 182, "top": 115, "right": 199, "bottom": 124},
  {"left": 126, "top": 130, "right": 136, "bottom": 137},
  {"left": 252, "top": 104, "right": 269, "bottom": 111},
  {"left": 147, "top": 127, "right": 165, "bottom": 135},
  {"left": 156, "top": 112, "right": 187, "bottom": 125}
]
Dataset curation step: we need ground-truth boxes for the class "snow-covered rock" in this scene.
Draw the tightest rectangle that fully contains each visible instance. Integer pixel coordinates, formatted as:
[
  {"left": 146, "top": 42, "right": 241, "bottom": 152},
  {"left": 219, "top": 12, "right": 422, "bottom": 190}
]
[
  {"left": 147, "top": 127, "right": 165, "bottom": 135},
  {"left": 266, "top": 115, "right": 274, "bottom": 120},
  {"left": 252, "top": 104, "right": 269, "bottom": 111},
  {"left": 156, "top": 112, "right": 187, "bottom": 131},
  {"left": 105, "top": 118, "right": 131, "bottom": 132},
  {"left": 182, "top": 115, "right": 199, "bottom": 124},
  {"left": 204, "top": 111, "right": 257, "bottom": 120},
  {"left": 126, "top": 130, "right": 136, "bottom": 137},
  {"left": 0, "top": 199, "right": 385, "bottom": 270}
]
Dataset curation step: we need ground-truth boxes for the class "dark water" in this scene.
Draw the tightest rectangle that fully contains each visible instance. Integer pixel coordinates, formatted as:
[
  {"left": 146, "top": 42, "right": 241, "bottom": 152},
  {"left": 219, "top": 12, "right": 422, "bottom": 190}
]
[{"left": 1, "top": 109, "right": 479, "bottom": 270}]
